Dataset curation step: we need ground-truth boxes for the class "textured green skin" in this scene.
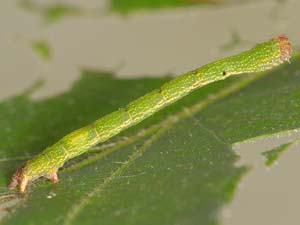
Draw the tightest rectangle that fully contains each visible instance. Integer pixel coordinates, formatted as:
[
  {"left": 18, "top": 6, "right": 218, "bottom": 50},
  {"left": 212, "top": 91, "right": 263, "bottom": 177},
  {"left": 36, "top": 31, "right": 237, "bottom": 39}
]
[{"left": 11, "top": 37, "right": 288, "bottom": 192}]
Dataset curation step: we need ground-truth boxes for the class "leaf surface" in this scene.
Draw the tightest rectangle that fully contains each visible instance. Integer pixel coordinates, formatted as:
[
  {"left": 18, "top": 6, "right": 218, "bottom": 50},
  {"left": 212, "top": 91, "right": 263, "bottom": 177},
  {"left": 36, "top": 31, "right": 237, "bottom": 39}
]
[{"left": 0, "top": 57, "right": 300, "bottom": 225}]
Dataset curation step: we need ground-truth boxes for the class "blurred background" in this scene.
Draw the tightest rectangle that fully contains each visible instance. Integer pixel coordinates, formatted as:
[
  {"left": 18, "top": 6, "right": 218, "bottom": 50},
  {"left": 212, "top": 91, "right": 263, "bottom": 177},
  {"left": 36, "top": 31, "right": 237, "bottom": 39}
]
[
  {"left": 1, "top": 0, "right": 299, "bottom": 100},
  {"left": 1, "top": 0, "right": 300, "bottom": 224}
]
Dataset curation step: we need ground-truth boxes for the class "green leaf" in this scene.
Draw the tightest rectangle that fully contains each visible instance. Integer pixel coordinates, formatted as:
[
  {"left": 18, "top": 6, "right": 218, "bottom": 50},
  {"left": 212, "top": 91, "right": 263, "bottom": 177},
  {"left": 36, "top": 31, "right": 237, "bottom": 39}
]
[
  {"left": 19, "top": 0, "right": 81, "bottom": 24},
  {"left": 110, "top": 0, "right": 220, "bottom": 14},
  {"left": 32, "top": 41, "right": 51, "bottom": 60},
  {"left": 0, "top": 57, "right": 300, "bottom": 225},
  {"left": 262, "top": 141, "right": 294, "bottom": 167},
  {"left": 44, "top": 4, "right": 81, "bottom": 24}
]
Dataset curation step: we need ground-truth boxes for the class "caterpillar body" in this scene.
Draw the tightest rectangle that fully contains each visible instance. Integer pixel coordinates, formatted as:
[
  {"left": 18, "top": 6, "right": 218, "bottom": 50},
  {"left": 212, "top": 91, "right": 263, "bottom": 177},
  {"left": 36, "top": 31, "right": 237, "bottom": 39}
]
[{"left": 9, "top": 35, "right": 292, "bottom": 193}]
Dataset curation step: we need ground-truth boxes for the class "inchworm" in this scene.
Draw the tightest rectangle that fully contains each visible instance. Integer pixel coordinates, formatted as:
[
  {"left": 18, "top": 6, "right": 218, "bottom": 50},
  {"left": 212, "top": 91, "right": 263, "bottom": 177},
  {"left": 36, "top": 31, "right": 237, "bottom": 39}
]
[{"left": 9, "top": 35, "right": 292, "bottom": 193}]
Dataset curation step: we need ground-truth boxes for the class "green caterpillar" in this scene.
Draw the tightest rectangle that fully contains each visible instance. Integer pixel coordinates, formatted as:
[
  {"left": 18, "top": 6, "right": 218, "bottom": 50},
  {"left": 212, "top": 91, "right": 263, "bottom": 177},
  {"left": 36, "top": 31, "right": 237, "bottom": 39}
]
[{"left": 9, "top": 35, "right": 292, "bottom": 193}]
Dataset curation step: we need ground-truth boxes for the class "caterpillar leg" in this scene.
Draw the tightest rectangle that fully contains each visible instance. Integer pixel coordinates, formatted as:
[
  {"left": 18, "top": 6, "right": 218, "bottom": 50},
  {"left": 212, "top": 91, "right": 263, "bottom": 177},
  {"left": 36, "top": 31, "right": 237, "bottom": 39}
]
[
  {"left": 9, "top": 166, "right": 59, "bottom": 193},
  {"left": 48, "top": 172, "right": 59, "bottom": 183},
  {"left": 9, "top": 168, "right": 29, "bottom": 193}
]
